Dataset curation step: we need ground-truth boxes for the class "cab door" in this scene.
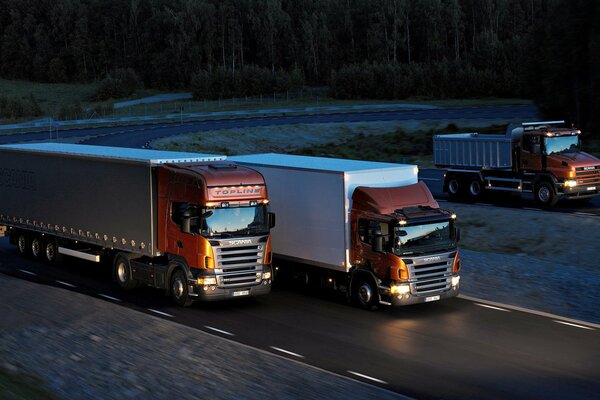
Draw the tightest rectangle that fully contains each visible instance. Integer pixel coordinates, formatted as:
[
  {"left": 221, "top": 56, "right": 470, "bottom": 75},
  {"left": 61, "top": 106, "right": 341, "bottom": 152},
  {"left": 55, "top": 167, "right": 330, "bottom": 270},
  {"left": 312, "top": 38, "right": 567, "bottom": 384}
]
[
  {"left": 520, "top": 134, "right": 543, "bottom": 171},
  {"left": 166, "top": 201, "right": 200, "bottom": 267}
]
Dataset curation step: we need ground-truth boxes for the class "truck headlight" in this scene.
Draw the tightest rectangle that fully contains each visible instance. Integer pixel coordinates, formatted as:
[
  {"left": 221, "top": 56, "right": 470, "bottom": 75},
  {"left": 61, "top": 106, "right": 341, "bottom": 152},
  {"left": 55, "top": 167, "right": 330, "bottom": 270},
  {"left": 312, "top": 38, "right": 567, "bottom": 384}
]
[
  {"left": 263, "top": 271, "right": 272, "bottom": 280},
  {"left": 451, "top": 275, "right": 460, "bottom": 287},
  {"left": 564, "top": 180, "right": 577, "bottom": 187},
  {"left": 197, "top": 277, "right": 217, "bottom": 286},
  {"left": 391, "top": 283, "right": 410, "bottom": 295}
]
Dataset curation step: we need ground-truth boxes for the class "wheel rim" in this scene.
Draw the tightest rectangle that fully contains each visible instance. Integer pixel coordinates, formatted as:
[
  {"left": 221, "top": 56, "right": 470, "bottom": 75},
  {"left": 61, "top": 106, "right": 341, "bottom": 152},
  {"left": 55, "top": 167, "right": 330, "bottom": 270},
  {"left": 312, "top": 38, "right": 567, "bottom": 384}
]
[
  {"left": 470, "top": 181, "right": 481, "bottom": 196},
  {"left": 358, "top": 282, "right": 372, "bottom": 305},
  {"left": 18, "top": 236, "right": 26, "bottom": 253},
  {"left": 117, "top": 262, "right": 128, "bottom": 283},
  {"left": 31, "top": 239, "right": 41, "bottom": 257},
  {"left": 172, "top": 277, "right": 184, "bottom": 299},
  {"left": 538, "top": 186, "right": 551, "bottom": 203},
  {"left": 448, "top": 179, "right": 459, "bottom": 194},
  {"left": 45, "top": 242, "right": 55, "bottom": 261}
]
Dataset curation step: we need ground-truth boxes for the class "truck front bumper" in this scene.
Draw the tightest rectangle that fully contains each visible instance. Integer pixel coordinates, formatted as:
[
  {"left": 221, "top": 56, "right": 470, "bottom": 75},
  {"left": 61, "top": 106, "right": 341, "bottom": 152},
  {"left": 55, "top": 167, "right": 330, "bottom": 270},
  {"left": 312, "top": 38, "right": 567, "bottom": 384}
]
[
  {"left": 562, "top": 184, "right": 599, "bottom": 199},
  {"left": 381, "top": 280, "right": 460, "bottom": 306},
  {"left": 189, "top": 280, "right": 272, "bottom": 302}
]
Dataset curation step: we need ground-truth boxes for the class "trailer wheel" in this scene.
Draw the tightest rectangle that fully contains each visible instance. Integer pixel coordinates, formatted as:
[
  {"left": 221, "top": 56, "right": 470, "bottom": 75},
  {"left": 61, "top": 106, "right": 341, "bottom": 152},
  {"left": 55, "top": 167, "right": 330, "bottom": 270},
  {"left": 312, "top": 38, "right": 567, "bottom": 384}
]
[
  {"left": 30, "top": 236, "right": 43, "bottom": 259},
  {"left": 447, "top": 176, "right": 462, "bottom": 199},
  {"left": 351, "top": 275, "right": 379, "bottom": 311},
  {"left": 114, "top": 254, "right": 138, "bottom": 290},
  {"left": 534, "top": 181, "right": 558, "bottom": 207},
  {"left": 16, "top": 233, "right": 29, "bottom": 256},
  {"left": 170, "top": 269, "right": 192, "bottom": 307},
  {"left": 44, "top": 237, "right": 61, "bottom": 264},
  {"left": 467, "top": 177, "right": 484, "bottom": 200}
]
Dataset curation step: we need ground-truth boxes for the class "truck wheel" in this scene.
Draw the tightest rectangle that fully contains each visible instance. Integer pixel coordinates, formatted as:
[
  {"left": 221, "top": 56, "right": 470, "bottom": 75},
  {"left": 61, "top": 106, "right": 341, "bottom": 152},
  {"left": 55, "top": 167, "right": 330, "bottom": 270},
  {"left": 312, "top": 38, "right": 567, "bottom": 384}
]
[
  {"left": 16, "top": 233, "right": 29, "bottom": 256},
  {"left": 467, "top": 178, "right": 483, "bottom": 200},
  {"left": 30, "top": 236, "right": 43, "bottom": 259},
  {"left": 170, "top": 269, "right": 193, "bottom": 307},
  {"left": 44, "top": 237, "right": 61, "bottom": 264},
  {"left": 535, "top": 181, "right": 558, "bottom": 207},
  {"left": 447, "top": 176, "right": 462, "bottom": 199},
  {"left": 351, "top": 276, "right": 379, "bottom": 311},
  {"left": 114, "top": 255, "right": 138, "bottom": 290}
]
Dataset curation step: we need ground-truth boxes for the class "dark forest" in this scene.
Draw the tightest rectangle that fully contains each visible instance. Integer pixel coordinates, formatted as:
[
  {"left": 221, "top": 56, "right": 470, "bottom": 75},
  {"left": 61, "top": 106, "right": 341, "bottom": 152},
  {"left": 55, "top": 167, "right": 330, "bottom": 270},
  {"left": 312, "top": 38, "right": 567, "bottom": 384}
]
[{"left": 0, "top": 0, "right": 598, "bottom": 132}]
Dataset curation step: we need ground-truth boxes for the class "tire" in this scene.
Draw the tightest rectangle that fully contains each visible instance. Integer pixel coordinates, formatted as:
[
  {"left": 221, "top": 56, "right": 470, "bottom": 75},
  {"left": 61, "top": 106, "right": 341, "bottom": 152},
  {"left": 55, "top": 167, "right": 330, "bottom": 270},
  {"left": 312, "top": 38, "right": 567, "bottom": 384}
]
[
  {"left": 170, "top": 269, "right": 192, "bottom": 307},
  {"left": 446, "top": 176, "right": 462, "bottom": 199},
  {"left": 467, "top": 177, "right": 484, "bottom": 200},
  {"left": 16, "top": 232, "right": 29, "bottom": 256},
  {"left": 534, "top": 181, "right": 558, "bottom": 207},
  {"left": 30, "top": 236, "right": 43, "bottom": 259},
  {"left": 114, "top": 254, "right": 138, "bottom": 290},
  {"left": 351, "top": 275, "right": 379, "bottom": 311},
  {"left": 43, "top": 237, "right": 61, "bottom": 264}
]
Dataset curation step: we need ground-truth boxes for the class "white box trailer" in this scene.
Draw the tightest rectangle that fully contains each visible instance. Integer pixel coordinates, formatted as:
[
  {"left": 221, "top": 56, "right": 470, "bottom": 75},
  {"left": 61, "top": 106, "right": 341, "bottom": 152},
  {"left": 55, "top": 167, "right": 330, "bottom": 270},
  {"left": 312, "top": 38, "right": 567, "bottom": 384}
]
[{"left": 230, "top": 154, "right": 418, "bottom": 271}]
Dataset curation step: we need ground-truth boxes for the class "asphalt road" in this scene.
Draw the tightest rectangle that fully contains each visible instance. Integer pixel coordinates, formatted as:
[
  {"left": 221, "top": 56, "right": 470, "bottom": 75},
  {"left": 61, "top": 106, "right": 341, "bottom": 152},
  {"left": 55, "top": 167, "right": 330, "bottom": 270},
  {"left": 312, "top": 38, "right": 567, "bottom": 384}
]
[{"left": 0, "top": 238, "right": 598, "bottom": 400}]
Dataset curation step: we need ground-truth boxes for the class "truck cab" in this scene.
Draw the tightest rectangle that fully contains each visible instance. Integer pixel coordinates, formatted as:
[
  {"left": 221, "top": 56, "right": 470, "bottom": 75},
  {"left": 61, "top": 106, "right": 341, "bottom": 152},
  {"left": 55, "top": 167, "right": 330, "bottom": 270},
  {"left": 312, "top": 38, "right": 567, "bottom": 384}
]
[{"left": 350, "top": 182, "right": 460, "bottom": 307}]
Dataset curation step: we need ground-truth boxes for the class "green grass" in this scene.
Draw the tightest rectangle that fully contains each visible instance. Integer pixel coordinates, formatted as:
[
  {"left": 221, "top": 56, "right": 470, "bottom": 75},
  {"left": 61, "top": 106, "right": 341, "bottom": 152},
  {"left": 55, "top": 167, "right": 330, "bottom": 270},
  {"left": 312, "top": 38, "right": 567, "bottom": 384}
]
[{"left": 0, "top": 369, "right": 58, "bottom": 400}]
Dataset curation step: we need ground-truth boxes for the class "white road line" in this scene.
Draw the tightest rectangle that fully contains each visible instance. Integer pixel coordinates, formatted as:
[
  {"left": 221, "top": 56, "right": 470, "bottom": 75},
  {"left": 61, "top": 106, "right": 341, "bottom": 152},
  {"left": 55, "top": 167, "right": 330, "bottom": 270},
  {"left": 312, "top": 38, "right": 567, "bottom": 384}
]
[
  {"left": 347, "top": 371, "right": 388, "bottom": 385},
  {"left": 418, "top": 177, "right": 441, "bottom": 181},
  {"left": 148, "top": 308, "right": 174, "bottom": 318},
  {"left": 269, "top": 346, "right": 304, "bottom": 358},
  {"left": 553, "top": 320, "right": 595, "bottom": 330},
  {"left": 436, "top": 199, "right": 448, "bottom": 202},
  {"left": 18, "top": 269, "right": 36, "bottom": 276},
  {"left": 474, "top": 303, "right": 510, "bottom": 312},
  {"left": 99, "top": 294, "right": 122, "bottom": 302},
  {"left": 55, "top": 280, "right": 76, "bottom": 288},
  {"left": 574, "top": 212, "right": 595, "bottom": 216},
  {"left": 523, "top": 207, "right": 542, "bottom": 211},
  {"left": 205, "top": 326, "right": 235, "bottom": 336},
  {"left": 474, "top": 203, "right": 492, "bottom": 206}
]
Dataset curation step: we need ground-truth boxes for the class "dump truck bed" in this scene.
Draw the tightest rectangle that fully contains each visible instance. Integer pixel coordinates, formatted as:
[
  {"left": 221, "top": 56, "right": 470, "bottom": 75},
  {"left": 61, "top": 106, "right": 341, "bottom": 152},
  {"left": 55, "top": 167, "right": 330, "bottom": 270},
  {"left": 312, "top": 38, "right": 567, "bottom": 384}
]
[{"left": 433, "top": 133, "right": 513, "bottom": 169}]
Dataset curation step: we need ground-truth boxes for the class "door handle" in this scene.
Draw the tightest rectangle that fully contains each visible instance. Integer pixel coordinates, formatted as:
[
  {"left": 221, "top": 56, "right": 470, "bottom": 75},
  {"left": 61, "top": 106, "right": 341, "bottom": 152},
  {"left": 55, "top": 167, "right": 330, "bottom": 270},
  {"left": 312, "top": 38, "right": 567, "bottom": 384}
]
[{"left": 177, "top": 240, "right": 183, "bottom": 249}]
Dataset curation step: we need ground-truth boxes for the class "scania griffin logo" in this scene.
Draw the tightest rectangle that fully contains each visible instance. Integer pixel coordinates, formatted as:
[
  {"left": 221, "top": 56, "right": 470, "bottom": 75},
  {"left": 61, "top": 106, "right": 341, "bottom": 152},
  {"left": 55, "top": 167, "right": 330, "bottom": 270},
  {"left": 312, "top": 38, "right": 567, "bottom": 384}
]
[
  {"left": 227, "top": 239, "right": 253, "bottom": 246},
  {"left": 422, "top": 256, "right": 441, "bottom": 262}
]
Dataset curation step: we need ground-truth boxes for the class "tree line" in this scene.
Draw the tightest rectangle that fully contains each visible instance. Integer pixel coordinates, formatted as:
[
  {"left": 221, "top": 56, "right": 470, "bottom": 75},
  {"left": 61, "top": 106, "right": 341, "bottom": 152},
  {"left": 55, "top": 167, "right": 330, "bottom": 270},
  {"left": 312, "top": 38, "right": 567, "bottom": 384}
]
[{"left": 0, "top": 0, "right": 597, "bottom": 132}]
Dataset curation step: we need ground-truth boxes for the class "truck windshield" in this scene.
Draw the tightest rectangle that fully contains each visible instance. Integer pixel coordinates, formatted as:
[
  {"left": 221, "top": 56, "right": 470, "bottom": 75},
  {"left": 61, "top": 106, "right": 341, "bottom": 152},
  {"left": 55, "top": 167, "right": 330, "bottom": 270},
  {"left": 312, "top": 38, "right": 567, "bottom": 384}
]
[
  {"left": 394, "top": 221, "right": 453, "bottom": 254},
  {"left": 198, "top": 205, "right": 268, "bottom": 237},
  {"left": 544, "top": 136, "right": 579, "bottom": 155}
]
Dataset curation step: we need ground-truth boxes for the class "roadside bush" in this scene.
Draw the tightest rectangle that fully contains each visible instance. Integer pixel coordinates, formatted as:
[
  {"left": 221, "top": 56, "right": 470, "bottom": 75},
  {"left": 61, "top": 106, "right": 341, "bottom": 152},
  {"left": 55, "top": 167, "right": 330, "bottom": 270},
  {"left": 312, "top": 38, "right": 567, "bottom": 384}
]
[
  {"left": 0, "top": 94, "right": 44, "bottom": 119},
  {"left": 93, "top": 68, "right": 142, "bottom": 101},
  {"left": 191, "top": 65, "right": 304, "bottom": 100}
]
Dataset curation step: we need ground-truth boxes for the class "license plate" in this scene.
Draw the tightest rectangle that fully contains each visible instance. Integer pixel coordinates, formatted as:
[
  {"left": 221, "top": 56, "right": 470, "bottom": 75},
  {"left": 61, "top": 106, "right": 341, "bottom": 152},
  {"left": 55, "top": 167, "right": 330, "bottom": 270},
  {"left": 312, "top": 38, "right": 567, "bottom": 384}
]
[
  {"left": 233, "top": 290, "right": 250, "bottom": 297},
  {"left": 425, "top": 295, "right": 440, "bottom": 302},
  {"left": 587, "top": 186, "right": 596, "bottom": 191}
]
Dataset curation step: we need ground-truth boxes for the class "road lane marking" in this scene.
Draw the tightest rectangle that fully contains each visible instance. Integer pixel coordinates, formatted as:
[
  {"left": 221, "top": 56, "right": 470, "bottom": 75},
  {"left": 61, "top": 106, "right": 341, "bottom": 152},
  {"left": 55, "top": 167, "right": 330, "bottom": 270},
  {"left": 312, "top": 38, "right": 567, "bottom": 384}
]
[
  {"left": 99, "top": 294, "right": 122, "bottom": 302},
  {"left": 553, "top": 320, "right": 595, "bottom": 330},
  {"left": 474, "top": 303, "right": 510, "bottom": 312},
  {"left": 523, "top": 207, "right": 542, "bottom": 211},
  {"left": 574, "top": 212, "right": 595, "bottom": 216},
  {"left": 55, "top": 280, "right": 76, "bottom": 288},
  {"left": 19, "top": 269, "right": 36, "bottom": 276},
  {"left": 475, "top": 203, "right": 492, "bottom": 206},
  {"left": 347, "top": 371, "right": 388, "bottom": 385},
  {"left": 459, "top": 295, "right": 600, "bottom": 330},
  {"left": 148, "top": 308, "right": 174, "bottom": 318},
  {"left": 269, "top": 346, "right": 304, "bottom": 358},
  {"left": 418, "top": 177, "right": 441, "bottom": 181},
  {"left": 205, "top": 326, "right": 235, "bottom": 336}
]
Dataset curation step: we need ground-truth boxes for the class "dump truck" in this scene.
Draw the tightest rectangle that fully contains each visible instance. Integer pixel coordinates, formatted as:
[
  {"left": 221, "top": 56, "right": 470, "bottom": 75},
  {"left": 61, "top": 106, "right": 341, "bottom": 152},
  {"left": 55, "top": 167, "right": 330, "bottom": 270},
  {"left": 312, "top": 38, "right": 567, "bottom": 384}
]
[
  {"left": 434, "top": 121, "right": 600, "bottom": 206},
  {"left": 0, "top": 143, "right": 275, "bottom": 306},
  {"left": 230, "top": 154, "right": 461, "bottom": 309}
]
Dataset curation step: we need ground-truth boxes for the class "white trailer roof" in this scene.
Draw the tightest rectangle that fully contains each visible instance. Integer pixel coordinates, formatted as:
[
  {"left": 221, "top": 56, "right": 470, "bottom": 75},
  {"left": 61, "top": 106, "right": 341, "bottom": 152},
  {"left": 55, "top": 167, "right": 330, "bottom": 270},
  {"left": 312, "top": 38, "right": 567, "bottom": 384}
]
[
  {"left": 230, "top": 153, "right": 417, "bottom": 174},
  {"left": 0, "top": 143, "right": 225, "bottom": 165}
]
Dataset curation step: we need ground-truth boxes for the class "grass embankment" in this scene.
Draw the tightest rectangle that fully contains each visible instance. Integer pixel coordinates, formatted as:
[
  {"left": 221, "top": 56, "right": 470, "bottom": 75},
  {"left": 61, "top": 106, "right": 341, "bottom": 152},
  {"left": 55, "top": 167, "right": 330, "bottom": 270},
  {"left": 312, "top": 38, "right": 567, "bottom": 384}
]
[{"left": 0, "top": 368, "right": 58, "bottom": 400}]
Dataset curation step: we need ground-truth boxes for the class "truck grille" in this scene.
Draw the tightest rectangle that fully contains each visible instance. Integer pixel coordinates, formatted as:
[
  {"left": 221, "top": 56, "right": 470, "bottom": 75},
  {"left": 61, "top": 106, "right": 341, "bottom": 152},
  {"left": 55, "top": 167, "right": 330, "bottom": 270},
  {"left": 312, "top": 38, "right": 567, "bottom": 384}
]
[
  {"left": 575, "top": 165, "right": 600, "bottom": 186},
  {"left": 404, "top": 253, "right": 454, "bottom": 295},
  {"left": 211, "top": 237, "right": 266, "bottom": 288}
]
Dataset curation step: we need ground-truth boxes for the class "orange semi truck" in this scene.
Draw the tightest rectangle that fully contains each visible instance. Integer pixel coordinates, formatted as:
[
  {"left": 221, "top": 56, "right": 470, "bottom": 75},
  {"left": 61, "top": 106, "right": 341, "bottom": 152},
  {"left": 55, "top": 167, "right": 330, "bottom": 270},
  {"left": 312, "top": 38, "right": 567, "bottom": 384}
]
[
  {"left": 0, "top": 143, "right": 275, "bottom": 306},
  {"left": 231, "top": 154, "right": 461, "bottom": 309},
  {"left": 434, "top": 121, "right": 600, "bottom": 206}
]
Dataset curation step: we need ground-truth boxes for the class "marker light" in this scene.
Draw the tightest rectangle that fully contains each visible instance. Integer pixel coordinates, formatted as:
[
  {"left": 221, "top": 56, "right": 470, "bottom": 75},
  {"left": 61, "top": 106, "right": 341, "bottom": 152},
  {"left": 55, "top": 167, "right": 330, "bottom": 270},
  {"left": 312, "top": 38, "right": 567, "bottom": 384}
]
[
  {"left": 564, "top": 180, "right": 577, "bottom": 187},
  {"left": 569, "top": 170, "right": 576, "bottom": 178},
  {"left": 399, "top": 220, "right": 407, "bottom": 225},
  {"left": 451, "top": 213, "right": 457, "bottom": 219}
]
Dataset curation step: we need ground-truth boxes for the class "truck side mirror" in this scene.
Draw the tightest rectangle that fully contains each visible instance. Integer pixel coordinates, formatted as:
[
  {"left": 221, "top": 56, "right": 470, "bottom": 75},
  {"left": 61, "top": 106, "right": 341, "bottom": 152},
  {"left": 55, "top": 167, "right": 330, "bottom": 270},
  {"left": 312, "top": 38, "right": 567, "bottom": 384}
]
[
  {"left": 268, "top": 212, "right": 276, "bottom": 229},
  {"left": 180, "top": 205, "right": 192, "bottom": 234},
  {"left": 371, "top": 229, "right": 383, "bottom": 253},
  {"left": 454, "top": 227, "right": 461, "bottom": 242}
]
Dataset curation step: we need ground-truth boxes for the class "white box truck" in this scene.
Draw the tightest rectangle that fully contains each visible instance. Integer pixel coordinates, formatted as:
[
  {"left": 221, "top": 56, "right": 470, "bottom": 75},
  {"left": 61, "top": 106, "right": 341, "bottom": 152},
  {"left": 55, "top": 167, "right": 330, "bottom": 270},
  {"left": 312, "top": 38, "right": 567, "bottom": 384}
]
[{"left": 230, "top": 154, "right": 461, "bottom": 309}]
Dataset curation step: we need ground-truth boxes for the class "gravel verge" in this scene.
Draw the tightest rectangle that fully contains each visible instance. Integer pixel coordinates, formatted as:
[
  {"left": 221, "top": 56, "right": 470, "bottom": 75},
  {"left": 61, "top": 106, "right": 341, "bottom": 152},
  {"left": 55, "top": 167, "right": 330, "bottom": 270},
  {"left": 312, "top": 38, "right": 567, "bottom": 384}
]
[{"left": 0, "top": 275, "right": 406, "bottom": 400}]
